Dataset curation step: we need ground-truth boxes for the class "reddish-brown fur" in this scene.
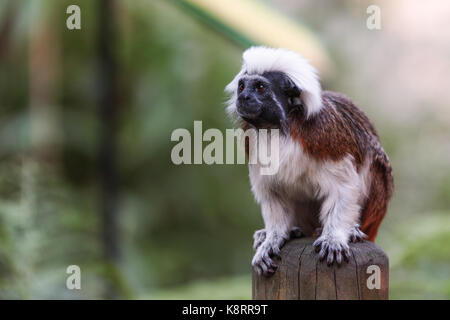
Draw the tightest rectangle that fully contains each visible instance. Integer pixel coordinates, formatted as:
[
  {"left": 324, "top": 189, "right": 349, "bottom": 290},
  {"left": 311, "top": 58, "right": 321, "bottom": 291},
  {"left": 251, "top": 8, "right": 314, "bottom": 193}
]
[
  {"left": 289, "top": 91, "right": 394, "bottom": 241},
  {"left": 360, "top": 162, "right": 392, "bottom": 240}
]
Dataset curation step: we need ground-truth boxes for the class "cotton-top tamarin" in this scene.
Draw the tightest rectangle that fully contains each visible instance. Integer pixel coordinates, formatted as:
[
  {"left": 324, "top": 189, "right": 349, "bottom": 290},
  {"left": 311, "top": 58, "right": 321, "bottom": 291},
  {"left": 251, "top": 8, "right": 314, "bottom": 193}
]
[{"left": 225, "top": 47, "right": 393, "bottom": 276}]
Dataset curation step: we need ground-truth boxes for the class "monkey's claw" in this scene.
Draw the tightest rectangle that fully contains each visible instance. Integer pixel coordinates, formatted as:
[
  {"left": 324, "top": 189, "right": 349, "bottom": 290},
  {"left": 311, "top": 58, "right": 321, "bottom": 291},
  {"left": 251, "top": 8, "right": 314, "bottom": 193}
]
[{"left": 313, "top": 236, "right": 351, "bottom": 266}]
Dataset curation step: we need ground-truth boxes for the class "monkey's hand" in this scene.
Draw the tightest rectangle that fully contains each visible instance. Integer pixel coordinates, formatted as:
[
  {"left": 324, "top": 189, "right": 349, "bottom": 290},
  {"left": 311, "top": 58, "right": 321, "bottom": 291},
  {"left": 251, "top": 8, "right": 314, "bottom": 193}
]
[
  {"left": 313, "top": 234, "right": 351, "bottom": 266},
  {"left": 252, "top": 233, "right": 286, "bottom": 277},
  {"left": 252, "top": 227, "right": 304, "bottom": 276},
  {"left": 253, "top": 227, "right": 303, "bottom": 251}
]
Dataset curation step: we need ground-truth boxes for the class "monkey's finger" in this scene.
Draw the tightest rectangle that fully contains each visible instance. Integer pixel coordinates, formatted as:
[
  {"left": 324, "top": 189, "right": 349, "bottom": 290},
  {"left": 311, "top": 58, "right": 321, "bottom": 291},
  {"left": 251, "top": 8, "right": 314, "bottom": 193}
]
[
  {"left": 343, "top": 248, "right": 351, "bottom": 262},
  {"left": 258, "top": 261, "right": 269, "bottom": 276},
  {"left": 260, "top": 253, "right": 276, "bottom": 270},
  {"left": 265, "top": 263, "right": 278, "bottom": 275},
  {"left": 318, "top": 245, "right": 328, "bottom": 261},
  {"left": 262, "top": 251, "right": 272, "bottom": 263},
  {"left": 254, "top": 264, "right": 263, "bottom": 276},
  {"left": 326, "top": 250, "right": 335, "bottom": 266},
  {"left": 267, "top": 259, "right": 278, "bottom": 272},
  {"left": 253, "top": 239, "right": 264, "bottom": 250},
  {"left": 259, "top": 257, "right": 277, "bottom": 277},
  {"left": 335, "top": 250, "right": 343, "bottom": 265}
]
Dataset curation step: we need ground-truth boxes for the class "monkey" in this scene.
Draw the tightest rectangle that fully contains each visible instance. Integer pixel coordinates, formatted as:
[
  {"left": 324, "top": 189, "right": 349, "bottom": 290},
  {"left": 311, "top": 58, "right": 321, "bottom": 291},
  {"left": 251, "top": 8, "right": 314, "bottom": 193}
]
[{"left": 225, "top": 47, "right": 393, "bottom": 276}]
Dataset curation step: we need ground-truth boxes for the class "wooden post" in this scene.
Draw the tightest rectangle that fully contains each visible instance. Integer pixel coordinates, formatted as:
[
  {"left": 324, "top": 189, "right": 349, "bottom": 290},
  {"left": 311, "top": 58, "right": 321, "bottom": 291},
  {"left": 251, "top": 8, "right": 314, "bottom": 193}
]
[{"left": 252, "top": 238, "right": 389, "bottom": 300}]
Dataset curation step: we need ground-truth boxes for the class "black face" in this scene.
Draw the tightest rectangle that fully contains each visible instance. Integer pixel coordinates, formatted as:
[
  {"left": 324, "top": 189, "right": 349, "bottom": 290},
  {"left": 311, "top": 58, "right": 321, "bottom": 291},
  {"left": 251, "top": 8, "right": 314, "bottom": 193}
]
[{"left": 236, "top": 71, "right": 301, "bottom": 132}]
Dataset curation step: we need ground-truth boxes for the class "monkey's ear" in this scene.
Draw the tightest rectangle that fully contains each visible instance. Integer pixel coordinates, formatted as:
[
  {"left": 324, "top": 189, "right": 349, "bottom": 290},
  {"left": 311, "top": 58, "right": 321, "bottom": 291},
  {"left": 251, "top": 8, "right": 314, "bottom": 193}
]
[{"left": 282, "top": 76, "right": 301, "bottom": 98}]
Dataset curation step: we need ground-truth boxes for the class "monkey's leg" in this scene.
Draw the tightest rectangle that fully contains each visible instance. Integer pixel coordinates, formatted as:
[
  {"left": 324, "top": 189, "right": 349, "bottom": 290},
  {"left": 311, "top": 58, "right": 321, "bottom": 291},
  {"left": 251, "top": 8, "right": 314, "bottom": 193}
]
[
  {"left": 313, "top": 182, "right": 361, "bottom": 265},
  {"left": 253, "top": 226, "right": 303, "bottom": 251},
  {"left": 252, "top": 198, "right": 295, "bottom": 276}
]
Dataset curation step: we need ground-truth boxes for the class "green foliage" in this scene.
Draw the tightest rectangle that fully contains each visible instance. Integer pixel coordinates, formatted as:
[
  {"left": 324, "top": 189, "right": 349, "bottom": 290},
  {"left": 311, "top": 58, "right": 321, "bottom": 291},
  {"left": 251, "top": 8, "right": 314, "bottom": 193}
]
[{"left": 384, "top": 212, "right": 450, "bottom": 299}]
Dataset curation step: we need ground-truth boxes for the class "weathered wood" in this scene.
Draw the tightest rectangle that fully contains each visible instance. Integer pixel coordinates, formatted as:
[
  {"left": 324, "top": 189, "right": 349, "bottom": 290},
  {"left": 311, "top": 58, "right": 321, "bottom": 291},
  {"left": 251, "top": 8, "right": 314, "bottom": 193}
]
[{"left": 252, "top": 238, "right": 389, "bottom": 300}]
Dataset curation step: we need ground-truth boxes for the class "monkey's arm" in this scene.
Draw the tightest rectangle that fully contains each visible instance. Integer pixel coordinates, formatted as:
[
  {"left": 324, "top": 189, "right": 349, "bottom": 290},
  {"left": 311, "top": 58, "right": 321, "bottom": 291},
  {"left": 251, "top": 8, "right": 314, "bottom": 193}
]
[
  {"left": 251, "top": 190, "right": 305, "bottom": 276},
  {"left": 312, "top": 157, "right": 362, "bottom": 265},
  {"left": 251, "top": 196, "right": 292, "bottom": 276}
]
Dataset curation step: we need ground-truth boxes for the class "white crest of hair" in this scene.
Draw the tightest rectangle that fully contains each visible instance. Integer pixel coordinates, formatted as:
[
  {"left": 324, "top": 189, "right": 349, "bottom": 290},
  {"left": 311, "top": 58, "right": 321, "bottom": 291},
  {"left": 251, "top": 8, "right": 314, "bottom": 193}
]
[{"left": 225, "top": 46, "right": 323, "bottom": 119}]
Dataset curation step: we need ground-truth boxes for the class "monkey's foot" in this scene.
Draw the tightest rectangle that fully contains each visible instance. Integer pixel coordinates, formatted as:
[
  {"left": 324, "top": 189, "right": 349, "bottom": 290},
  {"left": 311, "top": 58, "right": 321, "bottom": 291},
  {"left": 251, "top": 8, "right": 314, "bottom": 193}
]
[
  {"left": 252, "top": 233, "right": 288, "bottom": 277},
  {"left": 313, "top": 235, "right": 351, "bottom": 266},
  {"left": 253, "top": 227, "right": 303, "bottom": 251},
  {"left": 349, "top": 225, "right": 367, "bottom": 243}
]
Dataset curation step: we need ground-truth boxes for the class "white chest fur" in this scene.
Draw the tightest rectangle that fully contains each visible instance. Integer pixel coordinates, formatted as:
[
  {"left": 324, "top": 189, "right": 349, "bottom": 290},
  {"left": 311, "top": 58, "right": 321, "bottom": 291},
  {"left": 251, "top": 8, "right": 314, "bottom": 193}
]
[
  {"left": 248, "top": 135, "right": 370, "bottom": 207},
  {"left": 249, "top": 136, "right": 318, "bottom": 204}
]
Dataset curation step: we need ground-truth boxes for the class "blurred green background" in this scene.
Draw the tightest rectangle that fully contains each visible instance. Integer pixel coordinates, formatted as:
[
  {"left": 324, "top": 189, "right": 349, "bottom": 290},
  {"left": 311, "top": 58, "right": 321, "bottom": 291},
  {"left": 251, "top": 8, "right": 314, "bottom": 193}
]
[{"left": 0, "top": 0, "right": 449, "bottom": 299}]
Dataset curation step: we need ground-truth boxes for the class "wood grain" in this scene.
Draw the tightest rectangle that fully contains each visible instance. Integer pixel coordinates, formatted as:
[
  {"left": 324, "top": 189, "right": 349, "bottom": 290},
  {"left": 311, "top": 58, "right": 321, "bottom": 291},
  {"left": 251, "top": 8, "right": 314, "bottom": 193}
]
[{"left": 252, "top": 237, "right": 389, "bottom": 300}]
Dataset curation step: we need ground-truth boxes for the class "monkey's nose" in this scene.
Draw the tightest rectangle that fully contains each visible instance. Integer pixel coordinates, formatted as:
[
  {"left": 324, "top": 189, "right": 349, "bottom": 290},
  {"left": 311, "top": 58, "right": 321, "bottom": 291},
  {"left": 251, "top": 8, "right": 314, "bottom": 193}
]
[{"left": 239, "top": 94, "right": 251, "bottom": 102}]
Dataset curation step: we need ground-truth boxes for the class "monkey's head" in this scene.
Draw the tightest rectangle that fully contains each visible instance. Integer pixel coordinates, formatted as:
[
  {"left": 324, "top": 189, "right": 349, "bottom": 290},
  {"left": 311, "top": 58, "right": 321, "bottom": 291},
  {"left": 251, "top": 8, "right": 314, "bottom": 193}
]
[
  {"left": 234, "top": 72, "right": 301, "bottom": 131},
  {"left": 226, "top": 47, "right": 323, "bottom": 133}
]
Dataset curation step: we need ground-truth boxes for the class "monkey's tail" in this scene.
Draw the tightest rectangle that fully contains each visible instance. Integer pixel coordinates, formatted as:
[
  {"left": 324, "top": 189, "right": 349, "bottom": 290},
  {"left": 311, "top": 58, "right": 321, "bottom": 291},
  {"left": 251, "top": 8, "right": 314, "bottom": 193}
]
[{"left": 360, "top": 152, "right": 394, "bottom": 241}]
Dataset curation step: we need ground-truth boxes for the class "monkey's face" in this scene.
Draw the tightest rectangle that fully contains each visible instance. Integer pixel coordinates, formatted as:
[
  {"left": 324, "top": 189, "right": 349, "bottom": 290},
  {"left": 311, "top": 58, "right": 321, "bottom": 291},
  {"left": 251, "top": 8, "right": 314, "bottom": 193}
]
[{"left": 236, "top": 71, "right": 301, "bottom": 132}]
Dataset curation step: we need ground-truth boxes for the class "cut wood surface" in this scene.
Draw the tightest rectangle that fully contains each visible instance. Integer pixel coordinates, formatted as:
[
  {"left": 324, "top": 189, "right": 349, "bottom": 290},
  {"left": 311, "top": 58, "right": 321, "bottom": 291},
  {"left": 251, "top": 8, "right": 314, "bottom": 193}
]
[{"left": 252, "top": 237, "right": 389, "bottom": 300}]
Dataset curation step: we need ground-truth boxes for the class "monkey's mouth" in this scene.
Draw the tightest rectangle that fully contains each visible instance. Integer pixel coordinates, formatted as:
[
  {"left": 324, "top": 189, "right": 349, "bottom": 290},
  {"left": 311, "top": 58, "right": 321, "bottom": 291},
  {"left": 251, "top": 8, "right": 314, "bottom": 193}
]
[
  {"left": 239, "top": 112, "right": 261, "bottom": 127},
  {"left": 236, "top": 105, "right": 262, "bottom": 120},
  {"left": 240, "top": 113, "right": 273, "bottom": 130}
]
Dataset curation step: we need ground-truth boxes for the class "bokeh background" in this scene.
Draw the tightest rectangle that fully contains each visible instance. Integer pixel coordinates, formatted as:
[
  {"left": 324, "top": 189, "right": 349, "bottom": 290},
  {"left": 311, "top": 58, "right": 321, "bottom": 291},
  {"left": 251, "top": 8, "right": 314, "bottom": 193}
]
[{"left": 0, "top": 0, "right": 449, "bottom": 299}]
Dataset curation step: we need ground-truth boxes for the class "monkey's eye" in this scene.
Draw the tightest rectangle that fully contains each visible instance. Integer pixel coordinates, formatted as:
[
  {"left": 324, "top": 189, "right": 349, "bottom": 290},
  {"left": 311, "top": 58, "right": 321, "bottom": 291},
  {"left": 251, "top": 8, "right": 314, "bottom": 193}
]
[
  {"left": 238, "top": 83, "right": 245, "bottom": 92},
  {"left": 256, "top": 83, "right": 264, "bottom": 93}
]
